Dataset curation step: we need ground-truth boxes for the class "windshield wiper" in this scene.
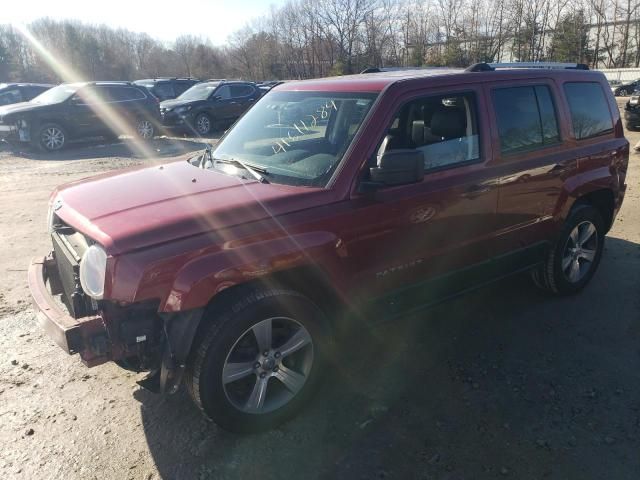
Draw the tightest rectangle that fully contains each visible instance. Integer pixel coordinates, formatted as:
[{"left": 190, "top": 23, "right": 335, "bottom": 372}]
[
  {"left": 213, "top": 156, "right": 269, "bottom": 184},
  {"left": 197, "top": 146, "right": 269, "bottom": 183}
]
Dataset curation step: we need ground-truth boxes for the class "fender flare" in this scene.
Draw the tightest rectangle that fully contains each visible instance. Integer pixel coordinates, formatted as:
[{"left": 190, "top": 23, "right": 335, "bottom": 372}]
[{"left": 555, "top": 166, "right": 616, "bottom": 222}]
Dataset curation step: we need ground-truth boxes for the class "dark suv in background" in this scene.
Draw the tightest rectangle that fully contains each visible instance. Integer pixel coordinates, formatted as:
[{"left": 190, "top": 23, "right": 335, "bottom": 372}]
[
  {"left": 611, "top": 78, "right": 640, "bottom": 96},
  {"left": 133, "top": 78, "right": 200, "bottom": 101},
  {"left": 0, "top": 81, "right": 160, "bottom": 151},
  {"left": 160, "top": 80, "right": 260, "bottom": 135},
  {"left": 0, "top": 83, "right": 54, "bottom": 106}
]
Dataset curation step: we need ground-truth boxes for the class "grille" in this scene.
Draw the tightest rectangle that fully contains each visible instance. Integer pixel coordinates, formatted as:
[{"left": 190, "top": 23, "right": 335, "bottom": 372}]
[{"left": 51, "top": 229, "right": 97, "bottom": 318}]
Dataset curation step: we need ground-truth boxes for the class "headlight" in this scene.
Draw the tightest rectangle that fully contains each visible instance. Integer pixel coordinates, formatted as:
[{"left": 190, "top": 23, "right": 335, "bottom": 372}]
[
  {"left": 79, "top": 245, "right": 107, "bottom": 299},
  {"left": 175, "top": 105, "right": 192, "bottom": 114},
  {"left": 46, "top": 195, "right": 61, "bottom": 232}
]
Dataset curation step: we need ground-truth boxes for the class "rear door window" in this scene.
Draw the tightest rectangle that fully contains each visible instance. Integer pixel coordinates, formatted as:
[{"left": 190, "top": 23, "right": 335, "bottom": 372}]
[
  {"left": 104, "top": 86, "right": 145, "bottom": 102},
  {"left": 153, "top": 83, "right": 174, "bottom": 100},
  {"left": 230, "top": 84, "right": 254, "bottom": 98},
  {"left": 492, "top": 85, "right": 560, "bottom": 154},
  {"left": 563, "top": 82, "right": 613, "bottom": 139},
  {"left": 173, "top": 82, "right": 192, "bottom": 96}
]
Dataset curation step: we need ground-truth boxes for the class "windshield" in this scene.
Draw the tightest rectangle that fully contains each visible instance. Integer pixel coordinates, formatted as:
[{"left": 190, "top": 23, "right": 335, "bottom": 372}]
[
  {"left": 211, "top": 91, "right": 377, "bottom": 187},
  {"left": 31, "top": 84, "right": 78, "bottom": 104},
  {"left": 178, "top": 82, "right": 218, "bottom": 101}
]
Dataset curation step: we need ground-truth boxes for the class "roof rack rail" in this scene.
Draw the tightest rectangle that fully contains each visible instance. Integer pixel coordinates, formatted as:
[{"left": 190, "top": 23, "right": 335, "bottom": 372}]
[{"left": 466, "top": 62, "right": 589, "bottom": 72}]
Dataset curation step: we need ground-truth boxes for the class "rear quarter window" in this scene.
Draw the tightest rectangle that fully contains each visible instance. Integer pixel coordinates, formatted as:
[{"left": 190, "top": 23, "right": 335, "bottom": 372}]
[{"left": 563, "top": 82, "right": 613, "bottom": 140}]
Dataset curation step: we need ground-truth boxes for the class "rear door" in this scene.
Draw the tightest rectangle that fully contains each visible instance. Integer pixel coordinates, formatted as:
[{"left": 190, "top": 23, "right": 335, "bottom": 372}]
[
  {"left": 485, "top": 80, "right": 572, "bottom": 267},
  {"left": 229, "top": 84, "right": 258, "bottom": 118}
]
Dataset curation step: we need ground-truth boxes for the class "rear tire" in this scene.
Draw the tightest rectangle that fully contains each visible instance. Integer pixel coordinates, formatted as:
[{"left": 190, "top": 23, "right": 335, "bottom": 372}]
[
  {"left": 135, "top": 119, "right": 155, "bottom": 139},
  {"left": 185, "top": 287, "right": 329, "bottom": 433},
  {"left": 531, "top": 205, "right": 605, "bottom": 295}
]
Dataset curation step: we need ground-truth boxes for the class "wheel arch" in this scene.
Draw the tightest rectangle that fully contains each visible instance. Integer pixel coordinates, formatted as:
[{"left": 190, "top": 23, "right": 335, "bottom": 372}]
[{"left": 570, "top": 188, "right": 616, "bottom": 233}]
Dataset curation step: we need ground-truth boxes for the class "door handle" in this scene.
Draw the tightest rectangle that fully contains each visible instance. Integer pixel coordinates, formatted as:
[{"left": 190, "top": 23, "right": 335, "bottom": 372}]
[
  {"left": 550, "top": 159, "right": 575, "bottom": 175},
  {"left": 462, "top": 184, "right": 490, "bottom": 198},
  {"left": 550, "top": 163, "right": 568, "bottom": 175}
]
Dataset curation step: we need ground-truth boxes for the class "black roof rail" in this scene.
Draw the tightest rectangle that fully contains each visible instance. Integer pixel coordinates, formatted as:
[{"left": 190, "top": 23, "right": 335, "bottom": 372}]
[
  {"left": 466, "top": 62, "right": 589, "bottom": 72},
  {"left": 93, "top": 81, "right": 135, "bottom": 86}
]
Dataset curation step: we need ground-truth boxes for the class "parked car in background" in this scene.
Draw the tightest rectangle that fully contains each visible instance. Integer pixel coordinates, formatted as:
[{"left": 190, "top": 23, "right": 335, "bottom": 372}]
[
  {"left": 0, "top": 83, "right": 54, "bottom": 106},
  {"left": 160, "top": 80, "right": 260, "bottom": 135},
  {"left": 133, "top": 78, "right": 200, "bottom": 101},
  {"left": 29, "top": 62, "right": 627, "bottom": 433},
  {"left": 0, "top": 81, "right": 160, "bottom": 151},
  {"left": 256, "top": 80, "right": 285, "bottom": 96},
  {"left": 611, "top": 79, "right": 640, "bottom": 96},
  {"left": 624, "top": 88, "right": 640, "bottom": 130}
]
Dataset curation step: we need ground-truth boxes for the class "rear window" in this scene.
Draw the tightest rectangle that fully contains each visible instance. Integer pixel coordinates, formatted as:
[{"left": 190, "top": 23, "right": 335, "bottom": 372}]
[
  {"left": 563, "top": 82, "right": 613, "bottom": 139},
  {"left": 492, "top": 85, "right": 560, "bottom": 154}
]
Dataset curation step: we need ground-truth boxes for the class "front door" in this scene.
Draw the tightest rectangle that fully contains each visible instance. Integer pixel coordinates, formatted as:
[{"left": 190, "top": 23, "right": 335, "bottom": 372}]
[
  {"left": 210, "top": 85, "right": 235, "bottom": 123},
  {"left": 65, "top": 86, "right": 102, "bottom": 137},
  {"left": 343, "top": 87, "right": 500, "bottom": 314}
]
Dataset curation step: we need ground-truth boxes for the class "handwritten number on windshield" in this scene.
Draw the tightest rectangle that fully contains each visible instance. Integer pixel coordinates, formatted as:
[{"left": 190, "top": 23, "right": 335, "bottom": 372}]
[{"left": 271, "top": 100, "right": 338, "bottom": 154}]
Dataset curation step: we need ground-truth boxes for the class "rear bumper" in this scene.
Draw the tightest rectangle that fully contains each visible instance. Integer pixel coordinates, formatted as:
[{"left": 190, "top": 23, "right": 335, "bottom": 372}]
[{"left": 28, "top": 254, "right": 109, "bottom": 367}]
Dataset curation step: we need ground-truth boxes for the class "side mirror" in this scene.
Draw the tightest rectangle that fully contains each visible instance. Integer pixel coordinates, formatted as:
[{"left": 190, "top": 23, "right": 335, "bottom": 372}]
[
  {"left": 212, "top": 95, "right": 222, "bottom": 101},
  {"left": 369, "top": 149, "right": 424, "bottom": 186}
]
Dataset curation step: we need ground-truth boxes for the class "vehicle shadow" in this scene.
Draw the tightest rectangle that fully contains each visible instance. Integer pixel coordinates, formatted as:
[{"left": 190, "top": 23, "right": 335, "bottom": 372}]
[
  {"left": 137, "top": 236, "right": 640, "bottom": 480},
  {"left": 1, "top": 135, "right": 218, "bottom": 161}
]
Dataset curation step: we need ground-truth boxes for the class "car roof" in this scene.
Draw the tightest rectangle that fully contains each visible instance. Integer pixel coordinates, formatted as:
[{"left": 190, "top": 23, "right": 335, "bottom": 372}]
[
  {"left": 134, "top": 78, "right": 199, "bottom": 84},
  {"left": 0, "top": 82, "right": 55, "bottom": 89},
  {"left": 62, "top": 81, "right": 146, "bottom": 88},
  {"left": 276, "top": 67, "right": 605, "bottom": 93}
]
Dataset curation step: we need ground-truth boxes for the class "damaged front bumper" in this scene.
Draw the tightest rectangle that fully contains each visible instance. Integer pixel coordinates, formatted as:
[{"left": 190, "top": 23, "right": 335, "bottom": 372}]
[
  {"left": 0, "top": 121, "right": 29, "bottom": 142},
  {"left": 28, "top": 255, "right": 109, "bottom": 366},
  {"left": 28, "top": 253, "right": 204, "bottom": 393}
]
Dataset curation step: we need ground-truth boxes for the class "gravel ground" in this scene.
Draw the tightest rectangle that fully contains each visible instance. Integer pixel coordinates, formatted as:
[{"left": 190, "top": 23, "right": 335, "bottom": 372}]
[{"left": 0, "top": 111, "right": 639, "bottom": 480}]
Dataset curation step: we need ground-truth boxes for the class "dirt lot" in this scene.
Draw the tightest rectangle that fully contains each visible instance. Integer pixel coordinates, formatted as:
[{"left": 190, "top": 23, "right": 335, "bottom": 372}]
[{"left": 1, "top": 109, "right": 639, "bottom": 480}]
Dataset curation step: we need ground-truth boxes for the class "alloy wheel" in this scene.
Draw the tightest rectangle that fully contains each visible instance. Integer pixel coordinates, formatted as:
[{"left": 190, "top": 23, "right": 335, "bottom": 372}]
[
  {"left": 136, "top": 120, "right": 154, "bottom": 139},
  {"left": 196, "top": 115, "right": 211, "bottom": 135},
  {"left": 562, "top": 220, "right": 598, "bottom": 283},
  {"left": 222, "top": 317, "right": 314, "bottom": 414},
  {"left": 41, "top": 127, "right": 65, "bottom": 151}
]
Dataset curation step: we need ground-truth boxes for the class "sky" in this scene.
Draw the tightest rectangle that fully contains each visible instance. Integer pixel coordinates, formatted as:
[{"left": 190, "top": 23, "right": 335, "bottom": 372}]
[{"left": 4, "top": 0, "right": 287, "bottom": 45}]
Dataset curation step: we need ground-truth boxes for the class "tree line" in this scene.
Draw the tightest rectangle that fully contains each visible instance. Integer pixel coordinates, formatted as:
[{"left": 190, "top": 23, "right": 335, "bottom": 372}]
[{"left": 2, "top": 0, "right": 640, "bottom": 84}]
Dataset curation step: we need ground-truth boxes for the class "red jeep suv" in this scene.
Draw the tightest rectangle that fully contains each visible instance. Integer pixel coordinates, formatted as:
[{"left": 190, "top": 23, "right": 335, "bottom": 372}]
[{"left": 28, "top": 63, "right": 628, "bottom": 432}]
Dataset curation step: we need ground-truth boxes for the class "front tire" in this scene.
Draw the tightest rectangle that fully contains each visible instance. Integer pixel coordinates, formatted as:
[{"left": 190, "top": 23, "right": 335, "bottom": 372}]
[
  {"left": 186, "top": 288, "right": 329, "bottom": 433},
  {"left": 194, "top": 113, "right": 212, "bottom": 136},
  {"left": 34, "top": 123, "right": 66, "bottom": 152},
  {"left": 532, "top": 205, "right": 605, "bottom": 295}
]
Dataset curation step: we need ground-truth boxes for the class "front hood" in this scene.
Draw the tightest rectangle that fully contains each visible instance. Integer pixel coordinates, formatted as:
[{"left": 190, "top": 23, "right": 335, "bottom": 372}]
[
  {"left": 160, "top": 99, "right": 201, "bottom": 110},
  {"left": 53, "top": 160, "right": 324, "bottom": 254},
  {"left": 0, "top": 101, "right": 53, "bottom": 118}
]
